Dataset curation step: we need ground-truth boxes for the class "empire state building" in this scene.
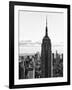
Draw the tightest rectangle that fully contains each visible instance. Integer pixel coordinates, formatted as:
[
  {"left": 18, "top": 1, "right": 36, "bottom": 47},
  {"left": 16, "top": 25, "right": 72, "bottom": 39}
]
[{"left": 41, "top": 18, "right": 52, "bottom": 78}]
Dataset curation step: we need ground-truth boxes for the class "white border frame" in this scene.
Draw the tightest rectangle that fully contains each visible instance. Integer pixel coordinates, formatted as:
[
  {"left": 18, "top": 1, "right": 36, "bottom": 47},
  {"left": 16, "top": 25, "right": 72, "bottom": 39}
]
[{"left": 14, "top": 5, "right": 67, "bottom": 85}]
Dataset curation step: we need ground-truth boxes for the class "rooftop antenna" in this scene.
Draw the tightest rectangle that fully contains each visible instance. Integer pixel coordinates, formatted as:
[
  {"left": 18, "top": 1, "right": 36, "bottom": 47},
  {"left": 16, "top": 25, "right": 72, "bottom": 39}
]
[{"left": 45, "top": 16, "right": 48, "bottom": 36}]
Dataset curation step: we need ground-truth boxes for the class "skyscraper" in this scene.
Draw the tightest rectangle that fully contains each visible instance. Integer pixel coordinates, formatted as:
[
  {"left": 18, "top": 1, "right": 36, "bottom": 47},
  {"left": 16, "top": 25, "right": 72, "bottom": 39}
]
[{"left": 41, "top": 17, "right": 51, "bottom": 78}]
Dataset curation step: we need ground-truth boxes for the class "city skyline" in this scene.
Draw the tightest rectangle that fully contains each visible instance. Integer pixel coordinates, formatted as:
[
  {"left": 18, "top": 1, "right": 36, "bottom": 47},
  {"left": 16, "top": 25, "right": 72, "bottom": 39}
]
[
  {"left": 19, "top": 10, "right": 64, "bottom": 54},
  {"left": 19, "top": 21, "right": 63, "bottom": 78},
  {"left": 19, "top": 40, "right": 63, "bottom": 54}
]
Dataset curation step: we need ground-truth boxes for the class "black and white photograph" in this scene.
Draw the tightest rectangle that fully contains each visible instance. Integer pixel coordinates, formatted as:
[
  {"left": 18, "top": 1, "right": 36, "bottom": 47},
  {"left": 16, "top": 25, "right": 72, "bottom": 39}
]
[
  {"left": 9, "top": 1, "right": 70, "bottom": 88},
  {"left": 19, "top": 11, "right": 63, "bottom": 79}
]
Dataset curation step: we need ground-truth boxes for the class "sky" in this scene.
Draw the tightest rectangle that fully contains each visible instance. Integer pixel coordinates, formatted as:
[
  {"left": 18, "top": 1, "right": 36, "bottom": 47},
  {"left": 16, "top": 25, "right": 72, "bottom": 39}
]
[{"left": 19, "top": 10, "right": 64, "bottom": 54}]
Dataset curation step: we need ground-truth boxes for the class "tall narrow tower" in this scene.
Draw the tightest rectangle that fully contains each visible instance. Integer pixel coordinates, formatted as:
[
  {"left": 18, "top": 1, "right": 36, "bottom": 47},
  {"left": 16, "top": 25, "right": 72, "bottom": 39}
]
[{"left": 41, "top": 17, "right": 51, "bottom": 78}]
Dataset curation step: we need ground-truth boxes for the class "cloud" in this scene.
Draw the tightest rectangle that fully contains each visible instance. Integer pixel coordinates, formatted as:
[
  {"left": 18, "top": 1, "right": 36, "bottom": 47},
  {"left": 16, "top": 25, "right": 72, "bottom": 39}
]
[
  {"left": 19, "top": 40, "right": 41, "bottom": 46},
  {"left": 19, "top": 40, "right": 64, "bottom": 47}
]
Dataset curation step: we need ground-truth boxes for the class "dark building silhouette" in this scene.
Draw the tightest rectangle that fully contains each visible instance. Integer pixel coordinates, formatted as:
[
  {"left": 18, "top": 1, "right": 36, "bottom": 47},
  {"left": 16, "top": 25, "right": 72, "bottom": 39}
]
[
  {"left": 41, "top": 18, "right": 52, "bottom": 78},
  {"left": 52, "top": 52, "right": 63, "bottom": 77}
]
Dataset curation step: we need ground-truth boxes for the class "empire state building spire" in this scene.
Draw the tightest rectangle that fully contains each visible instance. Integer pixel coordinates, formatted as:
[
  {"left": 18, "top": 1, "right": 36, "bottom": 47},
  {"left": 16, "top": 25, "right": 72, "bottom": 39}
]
[
  {"left": 41, "top": 16, "right": 51, "bottom": 78},
  {"left": 45, "top": 17, "right": 48, "bottom": 37}
]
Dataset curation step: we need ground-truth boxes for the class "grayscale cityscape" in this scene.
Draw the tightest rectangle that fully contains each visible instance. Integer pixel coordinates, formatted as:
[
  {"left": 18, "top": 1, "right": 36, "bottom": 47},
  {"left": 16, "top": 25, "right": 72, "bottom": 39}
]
[{"left": 19, "top": 17, "right": 63, "bottom": 79}]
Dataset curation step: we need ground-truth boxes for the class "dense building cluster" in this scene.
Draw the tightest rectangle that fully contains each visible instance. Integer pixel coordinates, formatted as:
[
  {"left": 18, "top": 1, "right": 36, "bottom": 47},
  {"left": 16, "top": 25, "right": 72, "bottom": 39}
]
[
  {"left": 19, "top": 51, "right": 63, "bottom": 79},
  {"left": 19, "top": 52, "right": 41, "bottom": 79},
  {"left": 52, "top": 51, "right": 63, "bottom": 77}
]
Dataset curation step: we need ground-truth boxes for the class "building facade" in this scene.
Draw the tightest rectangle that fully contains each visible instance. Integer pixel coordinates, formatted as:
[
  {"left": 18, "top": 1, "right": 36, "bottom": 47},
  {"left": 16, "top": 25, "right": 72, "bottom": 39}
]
[{"left": 41, "top": 18, "right": 52, "bottom": 78}]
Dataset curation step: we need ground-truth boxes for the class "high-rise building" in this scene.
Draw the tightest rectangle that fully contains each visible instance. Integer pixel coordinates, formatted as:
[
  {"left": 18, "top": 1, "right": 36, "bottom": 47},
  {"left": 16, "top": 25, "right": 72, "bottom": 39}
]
[{"left": 41, "top": 17, "right": 52, "bottom": 78}]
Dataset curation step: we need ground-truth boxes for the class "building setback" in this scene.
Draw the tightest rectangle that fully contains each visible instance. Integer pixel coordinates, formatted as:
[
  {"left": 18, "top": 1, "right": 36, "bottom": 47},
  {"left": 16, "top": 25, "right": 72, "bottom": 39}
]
[{"left": 41, "top": 18, "right": 52, "bottom": 78}]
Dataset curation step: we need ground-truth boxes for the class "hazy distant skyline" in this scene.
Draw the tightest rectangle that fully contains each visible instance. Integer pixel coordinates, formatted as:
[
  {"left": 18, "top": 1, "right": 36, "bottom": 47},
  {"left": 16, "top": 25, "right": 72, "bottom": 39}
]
[
  {"left": 19, "top": 10, "right": 64, "bottom": 54},
  {"left": 19, "top": 40, "right": 63, "bottom": 54}
]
